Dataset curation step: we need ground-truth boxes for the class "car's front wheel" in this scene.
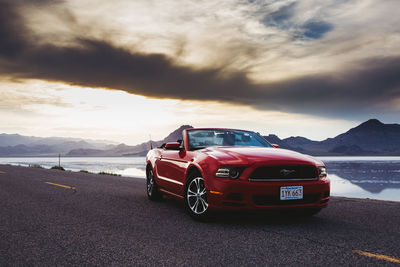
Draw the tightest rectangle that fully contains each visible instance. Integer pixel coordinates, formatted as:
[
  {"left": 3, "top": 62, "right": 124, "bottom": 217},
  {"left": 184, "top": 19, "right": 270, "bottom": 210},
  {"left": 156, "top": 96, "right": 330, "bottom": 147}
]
[
  {"left": 146, "top": 167, "right": 162, "bottom": 201},
  {"left": 185, "top": 175, "right": 211, "bottom": 221}
]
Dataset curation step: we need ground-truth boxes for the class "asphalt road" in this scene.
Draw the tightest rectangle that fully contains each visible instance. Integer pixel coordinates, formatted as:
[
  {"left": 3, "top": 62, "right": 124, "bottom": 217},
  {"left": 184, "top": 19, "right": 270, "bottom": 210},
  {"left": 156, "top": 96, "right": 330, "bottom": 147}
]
[{"left": 0, "top": 164, "right": 399, "bottom": 266}]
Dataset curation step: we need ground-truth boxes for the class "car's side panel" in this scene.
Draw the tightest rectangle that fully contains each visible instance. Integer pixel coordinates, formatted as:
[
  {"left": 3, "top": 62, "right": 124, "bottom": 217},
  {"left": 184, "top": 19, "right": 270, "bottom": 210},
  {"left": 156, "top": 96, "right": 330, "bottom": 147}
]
[
  {"left": 152, "top": 130, "right": 211, "bottom": 197},
  {"left": 156, "top": 150, "right": 188, "bottom": 193}
]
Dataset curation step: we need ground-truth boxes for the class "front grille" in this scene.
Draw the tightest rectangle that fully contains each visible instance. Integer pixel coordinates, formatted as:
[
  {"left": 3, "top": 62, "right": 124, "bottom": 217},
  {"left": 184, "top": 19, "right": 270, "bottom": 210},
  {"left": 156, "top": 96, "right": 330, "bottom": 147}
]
[
  {"left": 250, "top": 165, "right": 317, "bottom": 181},
  {"left": 253, "top": 194, "right": 320, "bottom": 206}
]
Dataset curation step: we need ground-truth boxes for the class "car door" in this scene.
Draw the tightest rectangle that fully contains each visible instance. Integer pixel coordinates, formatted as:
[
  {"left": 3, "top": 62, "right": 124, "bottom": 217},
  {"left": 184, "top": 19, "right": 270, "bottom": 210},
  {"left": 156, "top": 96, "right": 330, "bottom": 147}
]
[{"left": 156, "top": 149, "right": 189, "bottom": 194}]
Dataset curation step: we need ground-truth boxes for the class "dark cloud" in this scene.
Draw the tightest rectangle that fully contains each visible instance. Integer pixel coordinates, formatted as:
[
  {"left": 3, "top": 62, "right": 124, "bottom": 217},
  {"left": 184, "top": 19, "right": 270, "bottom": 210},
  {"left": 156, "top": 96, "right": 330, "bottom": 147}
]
[
  {"left": 261, "top": 57, "right": 400, "bottom": 116},
  {"left": 302, "top": 21, "right": 334, "bottom": 39},
  {"left": 0, "top": 1, "right": 28, "bottom": 57},
  {"left": 0, "top": 0, "right": 399, "bottom": 120},
  {"left": 0, "top": 0, "right": 59, "bottom": 57}
]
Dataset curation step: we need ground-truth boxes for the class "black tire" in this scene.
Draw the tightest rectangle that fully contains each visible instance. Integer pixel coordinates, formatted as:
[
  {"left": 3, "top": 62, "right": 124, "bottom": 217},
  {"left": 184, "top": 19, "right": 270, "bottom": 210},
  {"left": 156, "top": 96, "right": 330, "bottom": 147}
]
[
  {"left": 146, "top": 167, "right": 162, "bottom": 201},
  {"left": 184, "top": 174, "right": 211, "bottom": 221}
]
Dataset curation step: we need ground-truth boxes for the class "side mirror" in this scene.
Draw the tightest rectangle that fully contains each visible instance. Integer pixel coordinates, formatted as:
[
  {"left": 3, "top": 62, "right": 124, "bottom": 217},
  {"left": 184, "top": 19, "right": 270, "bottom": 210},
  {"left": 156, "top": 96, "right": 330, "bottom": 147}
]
[
  {"left": 272, "top": 144, "right": 280, "bottom": 148},
  {"left": 165, "top": 142, "right": 182, "bottom": 150}
]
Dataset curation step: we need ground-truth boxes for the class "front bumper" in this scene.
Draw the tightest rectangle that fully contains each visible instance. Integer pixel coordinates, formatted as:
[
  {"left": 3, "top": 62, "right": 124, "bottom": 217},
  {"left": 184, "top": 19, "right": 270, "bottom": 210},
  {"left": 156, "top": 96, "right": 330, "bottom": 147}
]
[{"left": 206, "top": 177, "right": 330, "bottom": 211}]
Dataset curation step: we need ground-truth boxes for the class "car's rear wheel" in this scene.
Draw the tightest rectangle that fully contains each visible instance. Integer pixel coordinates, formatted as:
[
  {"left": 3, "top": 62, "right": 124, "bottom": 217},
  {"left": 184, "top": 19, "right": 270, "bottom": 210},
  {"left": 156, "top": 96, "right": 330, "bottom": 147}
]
[
  {"left": 146, "top": 168, "right": 162, "bottom": 201},
  {"left": 185, "top": 175, "right": 210, "bottom": 221}
]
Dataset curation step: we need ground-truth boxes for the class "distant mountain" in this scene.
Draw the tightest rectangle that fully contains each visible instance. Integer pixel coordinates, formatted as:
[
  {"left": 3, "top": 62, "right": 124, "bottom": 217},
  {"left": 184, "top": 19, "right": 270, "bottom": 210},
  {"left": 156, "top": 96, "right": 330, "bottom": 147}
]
[
  {"left": 322, "top": 119, "right": 400, "bottom": 152},
  {"left": 0, "top": 133, "right": 116, "bottom": 147},
  {"left": 66, "top": 125, "right": 194, "bottom": 157},
  {"left": 0, "top": 134, "right": 117, "bottom": 156},
  {"left": 1, "top": 120, "right": 400, "bottom": 156},
  {"left": 263, "top": 119, "right": 400, "bottom": 155}
]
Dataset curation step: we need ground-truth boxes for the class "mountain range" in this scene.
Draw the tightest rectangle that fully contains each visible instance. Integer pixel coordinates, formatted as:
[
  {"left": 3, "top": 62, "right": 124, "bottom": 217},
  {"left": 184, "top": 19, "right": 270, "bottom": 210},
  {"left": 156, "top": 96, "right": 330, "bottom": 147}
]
[
  {"left": 264, "top": 119, "right": 400, "bottom": 155},
  {"left": 0, "top": 119, "right": 399, "bottom": 156},
  {"left": 0, "top": 125, "right": 192, "bottom": 157},
  {"left": 66, "top": 125, "right": 193, "bottom": 157}
]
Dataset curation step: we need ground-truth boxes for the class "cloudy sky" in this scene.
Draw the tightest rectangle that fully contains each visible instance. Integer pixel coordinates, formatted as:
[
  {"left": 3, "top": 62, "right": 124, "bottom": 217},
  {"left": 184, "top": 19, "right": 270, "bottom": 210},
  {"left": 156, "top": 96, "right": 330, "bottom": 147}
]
[{"left": 0, "top": 0, "right": 399, "bottom": 144}]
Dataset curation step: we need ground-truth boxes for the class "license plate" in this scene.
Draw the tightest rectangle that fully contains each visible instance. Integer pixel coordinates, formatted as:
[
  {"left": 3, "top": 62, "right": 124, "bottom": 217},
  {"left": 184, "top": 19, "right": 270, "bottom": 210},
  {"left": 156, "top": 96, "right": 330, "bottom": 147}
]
[{"left": 280, "top": 186, "right": 303, "bottom": 200}]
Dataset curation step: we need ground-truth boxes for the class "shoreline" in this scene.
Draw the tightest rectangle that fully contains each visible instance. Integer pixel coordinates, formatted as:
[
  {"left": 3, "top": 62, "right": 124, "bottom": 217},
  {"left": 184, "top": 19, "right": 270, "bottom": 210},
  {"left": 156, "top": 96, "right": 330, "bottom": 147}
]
[{"left": 0, "top": 163, "right": 125, "bottom": 177}]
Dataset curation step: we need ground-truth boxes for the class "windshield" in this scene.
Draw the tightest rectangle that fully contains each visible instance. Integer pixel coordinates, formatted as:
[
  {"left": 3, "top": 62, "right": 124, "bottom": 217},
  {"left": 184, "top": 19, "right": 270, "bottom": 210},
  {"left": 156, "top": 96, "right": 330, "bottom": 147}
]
[{"left": 187, "top": 129, "right": 272, "bottom": 150}]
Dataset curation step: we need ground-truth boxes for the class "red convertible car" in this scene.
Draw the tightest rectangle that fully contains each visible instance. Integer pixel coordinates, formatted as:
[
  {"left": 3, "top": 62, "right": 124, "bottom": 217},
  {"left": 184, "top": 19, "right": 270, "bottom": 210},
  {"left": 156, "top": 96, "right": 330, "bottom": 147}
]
[{"left": 146, "top": 128, "right": 330, "bottom": 220}]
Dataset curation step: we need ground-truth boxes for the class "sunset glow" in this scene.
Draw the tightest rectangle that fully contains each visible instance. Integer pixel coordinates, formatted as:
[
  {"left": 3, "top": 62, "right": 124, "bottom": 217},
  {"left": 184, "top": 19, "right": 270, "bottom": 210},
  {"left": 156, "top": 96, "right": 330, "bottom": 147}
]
[{"left": 1, "top": 0, "right": 399, "bottom": 144}]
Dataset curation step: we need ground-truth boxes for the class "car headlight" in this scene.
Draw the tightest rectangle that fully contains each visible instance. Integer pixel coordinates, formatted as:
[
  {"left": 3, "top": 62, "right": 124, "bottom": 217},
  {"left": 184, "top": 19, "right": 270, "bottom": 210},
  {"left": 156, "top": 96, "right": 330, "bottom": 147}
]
[
  {"left": 318, "top": 166, "right": 327, "bottom": 180},
  {"left": 216, "top": 167, "right": 242, "bottom": 179}
]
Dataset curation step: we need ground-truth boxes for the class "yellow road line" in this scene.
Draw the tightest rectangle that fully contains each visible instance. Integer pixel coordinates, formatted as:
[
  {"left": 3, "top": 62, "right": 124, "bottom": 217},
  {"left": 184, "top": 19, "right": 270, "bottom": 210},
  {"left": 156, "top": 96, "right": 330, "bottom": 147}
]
[
  {"left": 45, "top": 182, "right": 76, "bottom": 190},
  {"left": 353, "top": 250, "right": 400, "bottom": 263},
  {"left": 0, "top": 171, "right": 6, "bottom": 174}
]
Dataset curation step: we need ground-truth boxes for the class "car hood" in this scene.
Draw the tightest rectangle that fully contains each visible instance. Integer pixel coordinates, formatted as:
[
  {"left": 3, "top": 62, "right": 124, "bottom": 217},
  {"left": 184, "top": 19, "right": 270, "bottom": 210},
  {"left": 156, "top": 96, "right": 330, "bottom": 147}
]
[{"left": 201, "top": 146, "right": 323, "bottom": 166}]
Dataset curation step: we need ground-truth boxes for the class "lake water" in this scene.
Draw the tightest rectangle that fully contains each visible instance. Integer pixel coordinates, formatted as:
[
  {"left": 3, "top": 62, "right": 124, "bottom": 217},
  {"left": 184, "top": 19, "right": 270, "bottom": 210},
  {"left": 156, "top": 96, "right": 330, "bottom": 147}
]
[
  {"left": 1, "top": 156, "right": 399, "bottom": 202},
  {"left": 319, "top": 157, "right": 400, "bottom": 202}
]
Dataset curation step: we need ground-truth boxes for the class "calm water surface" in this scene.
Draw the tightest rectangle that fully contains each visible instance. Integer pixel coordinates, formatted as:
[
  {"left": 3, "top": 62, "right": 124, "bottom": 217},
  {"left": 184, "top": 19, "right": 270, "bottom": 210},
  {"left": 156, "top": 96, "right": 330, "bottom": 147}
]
[
  {"left": 319, "top": 157, "right": 400, "bottom": 202},
  {"left": 1, "top": 156, "right": 399, "bottom": 202},
  {"left": 0, "top": 157, "right": 146, "bottom": 178}
]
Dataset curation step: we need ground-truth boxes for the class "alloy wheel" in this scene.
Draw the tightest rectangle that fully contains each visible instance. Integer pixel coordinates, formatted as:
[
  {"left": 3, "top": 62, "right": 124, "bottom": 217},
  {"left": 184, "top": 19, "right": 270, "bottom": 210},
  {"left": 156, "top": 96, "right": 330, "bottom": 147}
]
[{"left": 186, "top": 177, "right": 208, "bottom": 214}]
